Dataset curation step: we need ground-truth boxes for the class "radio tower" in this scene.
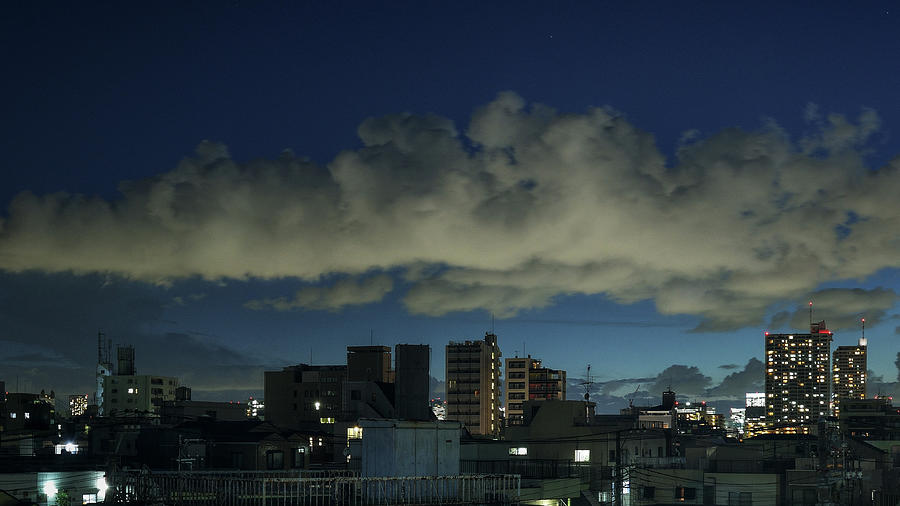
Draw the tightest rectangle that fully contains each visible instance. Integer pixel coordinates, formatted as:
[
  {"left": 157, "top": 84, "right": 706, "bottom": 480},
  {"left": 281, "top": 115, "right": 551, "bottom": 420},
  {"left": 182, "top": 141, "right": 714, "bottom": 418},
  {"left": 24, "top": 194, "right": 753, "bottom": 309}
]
[{"left": 95, "top": 330, "right": 112, "bottom": 414}]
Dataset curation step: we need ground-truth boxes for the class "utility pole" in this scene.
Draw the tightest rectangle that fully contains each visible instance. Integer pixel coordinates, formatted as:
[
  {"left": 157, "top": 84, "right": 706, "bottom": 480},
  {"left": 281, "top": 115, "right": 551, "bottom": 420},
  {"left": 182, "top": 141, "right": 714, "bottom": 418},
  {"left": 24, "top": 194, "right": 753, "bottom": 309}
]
[{"left": 614, "top": 430, "right": 622, "bottom": 506}]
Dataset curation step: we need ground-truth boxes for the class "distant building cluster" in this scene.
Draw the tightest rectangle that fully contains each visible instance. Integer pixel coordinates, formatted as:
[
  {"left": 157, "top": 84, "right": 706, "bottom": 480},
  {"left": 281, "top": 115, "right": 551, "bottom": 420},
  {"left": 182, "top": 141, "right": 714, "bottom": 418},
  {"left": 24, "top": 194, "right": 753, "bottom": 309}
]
[
  {"left": 3, "top": 316, "right": 900, "bottom": 505},
  {"left": 756, "top": 319, "right": 868, "bottom": 436}
]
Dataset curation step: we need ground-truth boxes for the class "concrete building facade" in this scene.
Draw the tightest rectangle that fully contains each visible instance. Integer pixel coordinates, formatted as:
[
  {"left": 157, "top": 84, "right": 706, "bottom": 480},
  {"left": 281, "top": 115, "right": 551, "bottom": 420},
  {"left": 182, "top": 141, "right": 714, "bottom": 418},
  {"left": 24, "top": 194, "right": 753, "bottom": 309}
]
[
  {"left": 446, "top": 333, "right": 502, "bottom": 436},
  {"left": 102, "top": 375, "right": 178, "bottom": 415},
  {"left": 347, "top": 346, "right": 392, "bottom": 383},
  {"left": 504, "top": 356, "right": 566, "bottom": 426},
  {"left": 395, "top": 344, "right": 431, "bottom": 420},
  {"left": 264, "top": 364, "right": 347, "bottom": 428}
]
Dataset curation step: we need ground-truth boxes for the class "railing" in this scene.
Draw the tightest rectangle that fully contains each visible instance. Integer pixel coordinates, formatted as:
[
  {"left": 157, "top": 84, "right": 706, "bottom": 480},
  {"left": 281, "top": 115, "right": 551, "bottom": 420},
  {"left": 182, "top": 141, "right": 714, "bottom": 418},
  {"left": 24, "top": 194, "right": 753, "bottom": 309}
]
[
  {"left": 632, "top": 456, "right": 686, "bottom": 469},
  {"left": 109, "top": 470, "right": 520, "bottom": 505},
  {"left": 462, "top": 459, "right": 599, "bottom": 480}
]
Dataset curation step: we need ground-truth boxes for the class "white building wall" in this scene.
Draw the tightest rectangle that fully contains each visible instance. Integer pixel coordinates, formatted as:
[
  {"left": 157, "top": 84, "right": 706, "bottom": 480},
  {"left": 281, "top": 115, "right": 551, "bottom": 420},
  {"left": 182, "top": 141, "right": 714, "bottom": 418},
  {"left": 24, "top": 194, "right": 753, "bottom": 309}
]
[{"left": 360, "top": 419, "right": 461, "bottom": 477}]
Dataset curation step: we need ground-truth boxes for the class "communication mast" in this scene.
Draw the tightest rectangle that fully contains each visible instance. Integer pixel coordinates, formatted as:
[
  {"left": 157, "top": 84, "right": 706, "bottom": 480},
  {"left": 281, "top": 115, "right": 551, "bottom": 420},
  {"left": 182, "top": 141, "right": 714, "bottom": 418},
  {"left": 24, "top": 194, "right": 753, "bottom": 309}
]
[{"left": 580, "top": 364, "right": 593, "bottom": 401}]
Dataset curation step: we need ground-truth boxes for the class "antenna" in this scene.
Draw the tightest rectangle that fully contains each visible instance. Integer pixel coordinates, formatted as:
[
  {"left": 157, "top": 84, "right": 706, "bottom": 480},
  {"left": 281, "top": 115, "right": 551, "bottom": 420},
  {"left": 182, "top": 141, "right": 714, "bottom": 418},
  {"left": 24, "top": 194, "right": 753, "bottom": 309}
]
[
  {"left": 860, "top": 317, "right": 867, "bottom": 346},
  {"left": 808, "top": 301, "right": 813, "bottom": 328},
  {"left": 491, "top": 313, "right": 494, "bottom": 334},
  {"left": 97, "top": 330, "right": 104, "bottom": 364},
  {"left": 580, "top": 365, "right": 593, "bottom": 401}
]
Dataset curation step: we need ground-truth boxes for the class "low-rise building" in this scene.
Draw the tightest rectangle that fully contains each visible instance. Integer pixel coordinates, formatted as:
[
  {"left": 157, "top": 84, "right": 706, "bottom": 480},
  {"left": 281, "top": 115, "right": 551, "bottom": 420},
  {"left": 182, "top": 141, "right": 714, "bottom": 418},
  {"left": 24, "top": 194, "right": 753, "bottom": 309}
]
[{"left": 102, "top": 375, "right": 178, "bottom": 415}]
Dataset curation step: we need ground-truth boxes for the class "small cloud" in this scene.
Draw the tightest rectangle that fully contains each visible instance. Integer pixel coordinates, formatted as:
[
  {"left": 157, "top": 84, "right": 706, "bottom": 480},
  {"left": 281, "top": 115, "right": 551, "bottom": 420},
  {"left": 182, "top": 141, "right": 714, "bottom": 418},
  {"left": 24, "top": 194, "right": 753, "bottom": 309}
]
[
  {"left": 707, "top": 358, "right": 764, "bottom": 397},
  {"left": 718, "top": 364, "right": 740, "bottom": 370},
  {"left": 648, "top": 365, "right": 711, "bottom": 396},
  {"left": 245, "top": 274, "right": 393, "bottom": 312}
]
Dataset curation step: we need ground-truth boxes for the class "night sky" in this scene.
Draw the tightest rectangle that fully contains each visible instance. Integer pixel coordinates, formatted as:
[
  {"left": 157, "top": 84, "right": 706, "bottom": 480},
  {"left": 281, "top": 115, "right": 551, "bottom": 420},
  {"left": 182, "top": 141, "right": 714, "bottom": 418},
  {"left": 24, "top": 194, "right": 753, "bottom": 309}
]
[{"left": 2, "top": 2, "right": 900, "bottom": 411}]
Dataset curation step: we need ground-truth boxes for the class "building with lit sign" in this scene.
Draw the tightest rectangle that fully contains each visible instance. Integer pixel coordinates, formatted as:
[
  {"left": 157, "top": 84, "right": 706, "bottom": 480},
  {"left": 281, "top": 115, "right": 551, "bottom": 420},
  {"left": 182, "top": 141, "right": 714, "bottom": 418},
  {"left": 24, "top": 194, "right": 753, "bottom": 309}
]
[{"left": 763, "top": 320, "right": 832, "bottom": 434}]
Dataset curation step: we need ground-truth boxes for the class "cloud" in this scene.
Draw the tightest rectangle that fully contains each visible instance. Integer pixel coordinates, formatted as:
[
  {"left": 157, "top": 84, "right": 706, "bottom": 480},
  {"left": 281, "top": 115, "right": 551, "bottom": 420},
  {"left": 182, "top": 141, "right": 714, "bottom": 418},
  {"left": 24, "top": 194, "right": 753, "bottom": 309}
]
[
  {"left": 775, "top": 287, "right": 898, "bottom": 330},
  {"left": 1, "top": 93, "right": 899, "bottom": 329},
  {"left": 707, "top": 358, "right": 764, "bottom": 397},
  {"left": 718, "top": 364, "right": 740, "bottom": 370},
  {"left": 568, "top": 360, "right": 765, "bottom": 413},
  {"left": 0, "top": 272, "right": 267, "bottom": 399},
  {"left": 245, "top": 274, "right": 394, "bottom": 312},
  {"left": 648, "top": 365, "right": 712, "bottom": 396}
]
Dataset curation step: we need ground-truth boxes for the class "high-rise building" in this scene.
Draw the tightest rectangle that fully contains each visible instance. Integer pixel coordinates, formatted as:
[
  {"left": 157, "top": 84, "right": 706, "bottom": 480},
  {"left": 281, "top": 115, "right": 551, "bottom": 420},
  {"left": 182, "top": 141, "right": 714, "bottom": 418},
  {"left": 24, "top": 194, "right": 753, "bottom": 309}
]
[
  {"left": 445, "top": 332, "right": 502, "bottom": 436},
  {"left": 833, "top": 334, "right": 867, "bottom": 417},
  {"left": 264, "top": 364, "right": 347, "bottom": 428},
  {"left": 763, "top": 320, "right": 833, "bottom": 434},
  {"left": 504, "top": 356, "right": 566, "bottom": 426},
  {"left": 744, "top": 392, "right": 766, "bottom": 438},
  {"left": 395, "top": 344, "right": 431, "bottom": 420},
  {"left": 347, "top": 346, "right": 393, "bottom": 383}
]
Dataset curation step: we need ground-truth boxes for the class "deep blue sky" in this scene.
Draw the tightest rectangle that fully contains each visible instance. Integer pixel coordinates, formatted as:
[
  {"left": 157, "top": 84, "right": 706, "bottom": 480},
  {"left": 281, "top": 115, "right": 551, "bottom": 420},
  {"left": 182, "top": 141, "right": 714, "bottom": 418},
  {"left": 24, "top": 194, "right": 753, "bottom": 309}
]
[{"left": 2, "top": 2, "right": 900, "bottom": 405}]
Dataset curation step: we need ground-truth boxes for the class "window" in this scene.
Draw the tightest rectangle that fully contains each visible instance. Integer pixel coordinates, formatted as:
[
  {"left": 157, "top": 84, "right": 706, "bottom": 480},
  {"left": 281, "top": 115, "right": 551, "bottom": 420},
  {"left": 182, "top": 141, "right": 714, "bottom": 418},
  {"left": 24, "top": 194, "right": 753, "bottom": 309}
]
[
  {"left": 509, "top": 361, "right": 526, "bottom": 369},
  {"left": 292, "top": 448, "right": 305, "bottom": 468},
  {"left": 509, "top": 382, "right": 526, "bottom": 389},
  {"left": 675, "top": 487, "right": 697, "bottom": 502},
  {"left": 509, "top": 393, "right": 526, "bottom": 400},
  {"left": 574, "top": 449, "right": 590, "bottom": 462},
  {"left": 347, "top": 426, "right": 363, "bottom": 440},
  {"left": 641, "top": 486, "right": 655, "bottom": 499},
  {"left": 508, "top": 447, "right": 528, "bottom": 456},
  {"left": 9, "top": 413, "right": 16, "bottom": 419},
  {"left": 266, "top": 450, "right": 284, "bottom": 470},
  {"left": 319, "top": 417, "right": 335, "bottom": 424},
  {"left": 508, "top": 372, "right": 526, "bottom": 379},
  {"left": 24, "top": 412, "right": 31, "bottom": 419}
]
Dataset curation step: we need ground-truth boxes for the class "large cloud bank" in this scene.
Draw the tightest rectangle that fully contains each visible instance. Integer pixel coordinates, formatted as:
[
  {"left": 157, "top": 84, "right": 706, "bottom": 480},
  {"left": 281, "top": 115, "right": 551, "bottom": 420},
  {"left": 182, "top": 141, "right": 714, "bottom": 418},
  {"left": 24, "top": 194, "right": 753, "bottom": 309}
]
[{"left": 1, "top": 92, "right": 899, "bottom": 330}]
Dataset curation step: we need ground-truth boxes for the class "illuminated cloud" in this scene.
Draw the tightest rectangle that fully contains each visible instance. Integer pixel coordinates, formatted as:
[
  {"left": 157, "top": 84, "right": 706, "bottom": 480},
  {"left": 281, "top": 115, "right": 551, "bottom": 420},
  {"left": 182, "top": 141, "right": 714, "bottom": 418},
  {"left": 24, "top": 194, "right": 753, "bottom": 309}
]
[
  {"left": 1, "top": 93, "right": 898, "bottom": 328},
  {"left": 245, "top": 274, "right": 394, "bottom": 312}
]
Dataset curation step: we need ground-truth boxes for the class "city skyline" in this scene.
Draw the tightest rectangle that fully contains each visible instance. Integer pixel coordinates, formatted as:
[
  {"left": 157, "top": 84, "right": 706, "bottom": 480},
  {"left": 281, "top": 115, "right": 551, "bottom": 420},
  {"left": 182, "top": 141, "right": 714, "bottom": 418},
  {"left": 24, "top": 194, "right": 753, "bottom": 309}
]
[{"left": 3, "top": 3, "right": 900, "bottom": 410}]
